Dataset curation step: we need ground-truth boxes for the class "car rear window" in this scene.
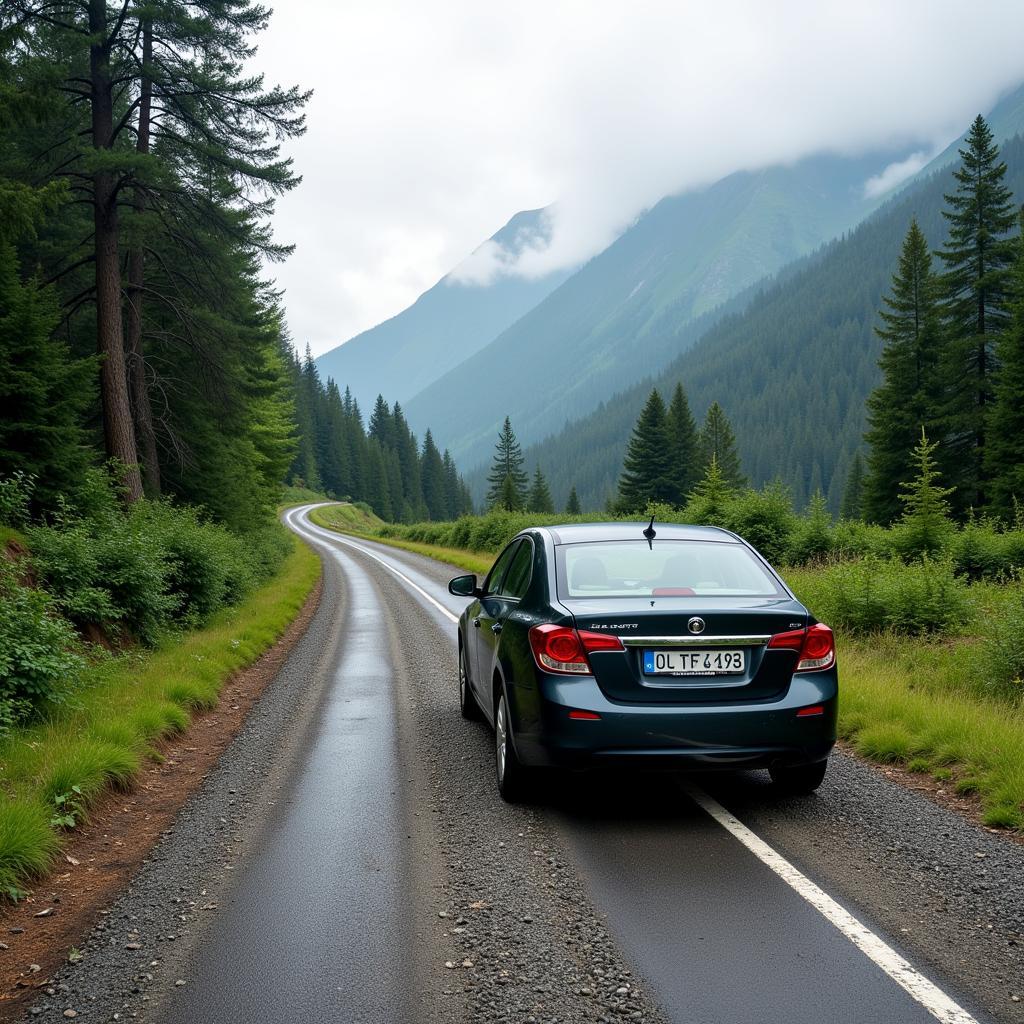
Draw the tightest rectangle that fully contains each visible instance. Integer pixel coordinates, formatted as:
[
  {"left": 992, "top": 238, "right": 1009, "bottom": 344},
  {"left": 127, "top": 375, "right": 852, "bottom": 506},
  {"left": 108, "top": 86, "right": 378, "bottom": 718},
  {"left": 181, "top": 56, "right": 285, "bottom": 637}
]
[{"left": 556, "top": 540, "right": 783, "bottom": 598}]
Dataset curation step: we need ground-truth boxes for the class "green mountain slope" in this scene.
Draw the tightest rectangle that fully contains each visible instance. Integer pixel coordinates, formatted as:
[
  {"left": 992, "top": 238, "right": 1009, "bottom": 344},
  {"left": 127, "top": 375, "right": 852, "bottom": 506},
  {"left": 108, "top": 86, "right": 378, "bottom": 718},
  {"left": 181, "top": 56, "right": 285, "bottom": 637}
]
[
  {"left": 405, "top": 148, "right": 919, "bottom": 468},
  {"left": 502, "top": 133, "right": 1024, "bottom": 514},
  {"left": 314, "top": 209, "right": 572, "bottom": 412}
]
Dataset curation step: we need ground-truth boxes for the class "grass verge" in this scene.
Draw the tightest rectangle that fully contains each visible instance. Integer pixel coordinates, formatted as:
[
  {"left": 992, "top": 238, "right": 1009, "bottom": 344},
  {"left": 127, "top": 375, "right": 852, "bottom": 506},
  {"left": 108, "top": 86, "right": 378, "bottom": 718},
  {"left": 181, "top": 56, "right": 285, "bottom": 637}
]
[
  {"left": 314, "top": 506, "right": 1024, "bottom": 831},
  {"left": 0, "top": 532, "right": 320, "bottom": 899},
  {"left": 309, "top": 504, "right": 493, "bottom": 575}
]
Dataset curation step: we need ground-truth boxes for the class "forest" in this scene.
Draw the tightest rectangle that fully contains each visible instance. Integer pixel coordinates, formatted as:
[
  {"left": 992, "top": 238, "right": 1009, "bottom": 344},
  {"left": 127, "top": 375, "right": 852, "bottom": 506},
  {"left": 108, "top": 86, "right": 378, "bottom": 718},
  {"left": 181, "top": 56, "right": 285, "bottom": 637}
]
[{"left": 0, "top": 2, "right": 470, "bottom": 739}]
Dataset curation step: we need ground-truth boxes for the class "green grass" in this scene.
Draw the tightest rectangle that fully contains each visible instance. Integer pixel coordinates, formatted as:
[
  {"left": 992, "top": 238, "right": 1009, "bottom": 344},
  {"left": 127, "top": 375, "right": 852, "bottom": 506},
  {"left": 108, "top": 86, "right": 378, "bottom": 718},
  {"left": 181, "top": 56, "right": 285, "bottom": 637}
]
[
  {"left": 309, "top": 503, "right": 493, "bottom": 575},
  {"left": 0, "top": 533, "right": 320, "bottom": 897}
]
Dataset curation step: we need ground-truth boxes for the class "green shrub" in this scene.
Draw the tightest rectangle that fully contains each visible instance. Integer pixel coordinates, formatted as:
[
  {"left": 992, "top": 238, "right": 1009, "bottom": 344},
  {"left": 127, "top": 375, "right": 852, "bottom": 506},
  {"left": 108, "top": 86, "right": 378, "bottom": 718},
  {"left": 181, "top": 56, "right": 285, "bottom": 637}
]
[
  {"left": 791, "top": 555, "right": 971, "bottom": 635},
  {"left": 788, "top": 491, "right": 834, "bottom": 565},
  {"left": 0, "top": 562, "right": 81, "bottom": 726},
  {"left": 0, "top": 472, "right": 33, "bottom": 528},
  {"left": 720, "top": 483, "right": 796, "bottom": 565},
  {"left": 133, "top": 502, "right": 254, "bottom": 626},
  {"left": 983, "top": 578, "right": 1024, "bottom": 697}
]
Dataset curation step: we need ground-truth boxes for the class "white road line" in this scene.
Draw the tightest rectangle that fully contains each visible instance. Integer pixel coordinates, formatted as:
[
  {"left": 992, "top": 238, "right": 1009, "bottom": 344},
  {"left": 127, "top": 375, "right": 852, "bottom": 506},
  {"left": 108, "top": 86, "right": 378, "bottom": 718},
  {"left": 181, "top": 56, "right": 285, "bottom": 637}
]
[
  {"left": 680, "top": 782, "right": 979, "bottom": 1024},
  {"left": 286, "top": 505, "right": 977, "bottom": 1024},
  {"left": 287, "top": 505, "right": 459, "bottom": 625}
]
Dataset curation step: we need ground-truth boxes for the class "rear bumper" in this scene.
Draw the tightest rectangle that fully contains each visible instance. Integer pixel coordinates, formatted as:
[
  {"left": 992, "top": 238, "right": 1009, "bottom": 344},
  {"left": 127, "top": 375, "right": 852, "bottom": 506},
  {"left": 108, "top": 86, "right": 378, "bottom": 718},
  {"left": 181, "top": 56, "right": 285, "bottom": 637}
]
[{"left": 509, "top": 671, "right": 838, "bottom": 770}]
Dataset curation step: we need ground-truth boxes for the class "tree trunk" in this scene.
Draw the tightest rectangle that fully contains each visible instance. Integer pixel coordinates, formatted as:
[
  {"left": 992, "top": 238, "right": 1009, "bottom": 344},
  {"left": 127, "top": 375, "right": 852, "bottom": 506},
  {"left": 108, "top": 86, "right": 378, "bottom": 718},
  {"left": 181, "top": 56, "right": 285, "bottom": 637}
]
[
  {"left": 90, "top": 0, "right": 143, "bottom": 501},
  {"left": 126, "top": 18, "right": 161, "bottom": 496}
]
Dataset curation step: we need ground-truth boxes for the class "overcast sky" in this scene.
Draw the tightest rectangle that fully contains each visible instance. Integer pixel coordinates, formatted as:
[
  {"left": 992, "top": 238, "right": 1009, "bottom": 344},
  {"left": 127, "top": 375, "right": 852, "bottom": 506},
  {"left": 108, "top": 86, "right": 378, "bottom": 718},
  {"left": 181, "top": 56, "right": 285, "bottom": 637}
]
[{"left": 253, "top": 1, "right": 1024, "bottom": 356}]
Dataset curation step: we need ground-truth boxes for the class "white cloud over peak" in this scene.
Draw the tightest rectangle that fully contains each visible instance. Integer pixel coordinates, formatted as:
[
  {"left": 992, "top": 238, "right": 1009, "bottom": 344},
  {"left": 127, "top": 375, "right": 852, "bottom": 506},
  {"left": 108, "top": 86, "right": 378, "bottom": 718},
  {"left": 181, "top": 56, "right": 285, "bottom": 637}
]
[{"left": 252, "top": 0, "right": 1024, "bottom": 355}]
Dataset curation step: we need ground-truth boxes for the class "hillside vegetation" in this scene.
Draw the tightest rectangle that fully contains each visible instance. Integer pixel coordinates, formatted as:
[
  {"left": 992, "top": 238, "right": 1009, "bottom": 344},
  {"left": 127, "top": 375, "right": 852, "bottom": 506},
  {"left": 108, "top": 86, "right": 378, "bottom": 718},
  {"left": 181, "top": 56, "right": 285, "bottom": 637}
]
[
  {"left": 505, "top": 133, "right": 1024, "bottom": 513},
  {"left": 406, "top": 149, "right": 915, "bottom": 470}
]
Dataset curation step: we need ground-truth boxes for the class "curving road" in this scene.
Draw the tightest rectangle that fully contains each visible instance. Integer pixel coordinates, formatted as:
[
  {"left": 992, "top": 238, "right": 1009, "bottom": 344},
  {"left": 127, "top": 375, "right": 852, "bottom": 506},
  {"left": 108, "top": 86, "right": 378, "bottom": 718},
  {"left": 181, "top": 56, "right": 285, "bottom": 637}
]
[{"left": 27, "top": 504, "right": 1023, "bottom": 1024}]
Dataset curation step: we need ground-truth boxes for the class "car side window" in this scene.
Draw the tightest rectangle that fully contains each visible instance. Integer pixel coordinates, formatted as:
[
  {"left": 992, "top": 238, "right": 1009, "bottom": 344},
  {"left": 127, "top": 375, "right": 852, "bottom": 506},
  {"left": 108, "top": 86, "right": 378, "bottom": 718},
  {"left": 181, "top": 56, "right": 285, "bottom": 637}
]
[
  {"left": 498, "top": 538, "right": 533, "bottom": 599},
  {"left": 483, "top": 541, "right": 520, "bottom": 596}
]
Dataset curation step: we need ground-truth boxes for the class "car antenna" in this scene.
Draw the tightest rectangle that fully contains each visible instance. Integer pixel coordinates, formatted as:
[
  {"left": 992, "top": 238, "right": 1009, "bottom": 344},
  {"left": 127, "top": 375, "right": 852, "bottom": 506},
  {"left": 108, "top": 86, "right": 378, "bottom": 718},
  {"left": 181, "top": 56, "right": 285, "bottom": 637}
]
[{"left": 643, "top": 514, "right": 656, "bottom": 550}]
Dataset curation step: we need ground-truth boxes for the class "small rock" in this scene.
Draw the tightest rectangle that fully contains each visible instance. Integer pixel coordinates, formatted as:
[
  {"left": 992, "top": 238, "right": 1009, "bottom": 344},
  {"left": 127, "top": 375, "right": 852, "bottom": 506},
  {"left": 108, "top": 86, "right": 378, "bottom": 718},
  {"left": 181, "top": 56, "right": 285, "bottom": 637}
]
[
  {"left": 126, "top": 943, "right": 142, "bottom": 950},
  {"left": 521, "top": 915, "right": 533, "bottom": 923},
  {"left": 34, "top": 908, "right": 54, "bottom": 918},
  {"left": 27, "top": 963, "right": 41, "bottom": 973},
  {"left": 175, "top": 980, "right": 186, "bottom": 987},
  {"left": 9, "top": 928, "right": 24, "bottom": 935},
  {"left": 63, "top": 1011, "right": 77, "bottom": 1019},
  {"left": 461, "top": 958, "right": 474, "bottom": 968},
  {"left": 0, "top": 942, "right": 7, "bottom": 950},
  {"left": 444, "top": 960, "right": 456, "bottom": 969}
]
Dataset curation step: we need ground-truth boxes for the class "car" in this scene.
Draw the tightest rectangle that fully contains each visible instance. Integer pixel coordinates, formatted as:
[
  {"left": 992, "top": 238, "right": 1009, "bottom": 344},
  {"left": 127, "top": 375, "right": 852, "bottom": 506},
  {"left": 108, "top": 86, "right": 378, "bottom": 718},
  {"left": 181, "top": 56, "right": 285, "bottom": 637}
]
[{"left": 448, "top": 521, "right": 837, "bottom": 801}]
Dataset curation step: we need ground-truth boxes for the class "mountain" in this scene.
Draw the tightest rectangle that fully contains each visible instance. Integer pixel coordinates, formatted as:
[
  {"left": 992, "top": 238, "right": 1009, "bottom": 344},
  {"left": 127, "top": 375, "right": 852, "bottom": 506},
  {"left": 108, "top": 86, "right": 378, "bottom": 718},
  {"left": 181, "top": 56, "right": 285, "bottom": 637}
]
[
  {"left": 404, "top": 147, "right": 924, "bottom": 470},
  {"left": 500, "top": 131, "right": 1024, "bottom": 514},
  {"left": 313, "top": 209, "right": 573, "bottom": 413}
]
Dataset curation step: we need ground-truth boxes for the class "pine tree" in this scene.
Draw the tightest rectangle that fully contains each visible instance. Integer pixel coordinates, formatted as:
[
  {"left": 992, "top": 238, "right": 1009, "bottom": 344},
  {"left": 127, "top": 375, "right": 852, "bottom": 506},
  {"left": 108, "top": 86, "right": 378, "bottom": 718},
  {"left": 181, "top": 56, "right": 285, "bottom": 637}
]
[
  {"left": 863, "top": 219, "right": 944, "bottom": 523},
  {"left": 565, "top": 486, "right": 582, "bottom": 515},
  {"left": 898, "top": 428, "right": 955, "bottom": 557},
  {"left": 527, "top": 466, "right": 554, "bottom": 513},
  {"left": 486, "top": 417, "right": 528, "bottom": 510},
  {"left": 986, "top": 209, "right": 1024, "bottom": 518},
  {"left": 665, "top": 382, "right": 700, "bottom": 502},
  {"left": 698, "top": 403, "right": 745, "bottom": 488},
  {"left": 616, "top": 389, "right": 674, "bottom": 511},
  {"left": 368, "top": 395, "right": 394, "bottom": 449},
  {"left": 421, "top": 430, "right": 448, "bottom": 520},
  {"left": 840, "top": 452, "right": 865, "bottom": 521},
  {"left": 684, "top": 455, "right": 732, "bottom": 525},
  {"left": 936, "top": 115, "right": 1017, "bottom": 510},
  {"left": 0, "top": 188, "right": 91, "bottom": 509}
]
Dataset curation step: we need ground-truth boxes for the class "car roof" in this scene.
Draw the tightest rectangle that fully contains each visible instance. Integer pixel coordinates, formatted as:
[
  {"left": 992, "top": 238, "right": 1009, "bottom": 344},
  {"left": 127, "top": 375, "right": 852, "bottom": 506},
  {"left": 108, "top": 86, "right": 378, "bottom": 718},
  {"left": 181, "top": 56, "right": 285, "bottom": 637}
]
[{"left": 539, "top": 522, "right": 739, "bottom": 545}]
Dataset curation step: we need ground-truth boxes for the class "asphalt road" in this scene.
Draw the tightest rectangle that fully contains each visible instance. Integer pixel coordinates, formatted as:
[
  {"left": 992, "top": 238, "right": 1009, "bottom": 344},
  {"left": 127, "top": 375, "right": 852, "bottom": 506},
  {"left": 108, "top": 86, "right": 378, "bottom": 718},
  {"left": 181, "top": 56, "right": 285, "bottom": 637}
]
[{"left": 26, "top": 504, "right": 1023, "bottom": 1023}]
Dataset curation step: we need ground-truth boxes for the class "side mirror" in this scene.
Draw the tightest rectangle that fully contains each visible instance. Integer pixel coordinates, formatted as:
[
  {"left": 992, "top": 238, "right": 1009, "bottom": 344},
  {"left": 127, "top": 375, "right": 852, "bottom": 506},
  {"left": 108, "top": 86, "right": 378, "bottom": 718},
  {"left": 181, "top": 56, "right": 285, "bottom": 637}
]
[{"left": 448, "top": 573, "right": 481, "bottom": 598}]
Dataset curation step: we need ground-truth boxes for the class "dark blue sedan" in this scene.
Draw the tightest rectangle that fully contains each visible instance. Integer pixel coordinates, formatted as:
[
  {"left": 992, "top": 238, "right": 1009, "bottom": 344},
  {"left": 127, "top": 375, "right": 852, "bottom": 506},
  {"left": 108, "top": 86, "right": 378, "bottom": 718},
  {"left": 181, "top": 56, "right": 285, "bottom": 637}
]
[{"left": 448, "top": 522, "right": 837, "bottom": 801}]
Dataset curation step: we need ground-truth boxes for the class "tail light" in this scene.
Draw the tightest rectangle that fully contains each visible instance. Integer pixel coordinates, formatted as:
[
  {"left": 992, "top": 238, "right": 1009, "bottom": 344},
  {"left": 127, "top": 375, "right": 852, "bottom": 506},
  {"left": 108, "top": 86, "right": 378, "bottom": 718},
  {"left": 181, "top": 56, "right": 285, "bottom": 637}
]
[
  {"left": 529, "top": 624, "right": 623, "bottom": 675},
  {"left": 768, "top": 623, "right": 835, "bottom": 672}
]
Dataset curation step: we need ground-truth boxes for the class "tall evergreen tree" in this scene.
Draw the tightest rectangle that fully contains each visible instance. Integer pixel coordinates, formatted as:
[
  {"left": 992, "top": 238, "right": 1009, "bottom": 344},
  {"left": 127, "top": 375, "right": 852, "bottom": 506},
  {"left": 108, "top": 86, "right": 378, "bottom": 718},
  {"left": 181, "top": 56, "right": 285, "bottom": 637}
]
[
  {"left": 698, "top": 402, "right": 745, "bottom": 488},
  {"left": 936, "top": 115, "right": 1017, "bottom": 510},
  {"left": 527, "top": 466, "right": 554, "bottom": 513},
  {"left": 486, "top": 417, "right": 528, "bottom": 511},
  {"left": 840, "top": 452, "right": 865, "bottom": 521},
  {"left": 565, "top": 486, "right": 582, "bottom": 515},
  {"left": 986, "top": 209, "right": 1024, "bottom": 518},
  {"left": 665, "top": 382, "right": 701, "bottom": 502},
  {"left": 862, "top": 219, "right": 943, "bottom": 523},
  {"left": 0, "top": 185, "right": 91, "bottom": 508},
  {"left": 421, "top": 429, "right": 448, "bottom": 520},
  {"left": 615, "top": 389, "right": 674, "bottom": 511}
]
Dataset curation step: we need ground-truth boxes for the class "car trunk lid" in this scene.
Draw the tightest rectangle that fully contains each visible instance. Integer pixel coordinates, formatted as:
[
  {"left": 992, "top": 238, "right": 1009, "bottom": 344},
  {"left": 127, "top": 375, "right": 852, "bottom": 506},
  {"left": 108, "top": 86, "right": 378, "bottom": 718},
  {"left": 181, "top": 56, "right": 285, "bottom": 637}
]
[{"left": 567, "top": 596, "right": 808, "bottom": 704}]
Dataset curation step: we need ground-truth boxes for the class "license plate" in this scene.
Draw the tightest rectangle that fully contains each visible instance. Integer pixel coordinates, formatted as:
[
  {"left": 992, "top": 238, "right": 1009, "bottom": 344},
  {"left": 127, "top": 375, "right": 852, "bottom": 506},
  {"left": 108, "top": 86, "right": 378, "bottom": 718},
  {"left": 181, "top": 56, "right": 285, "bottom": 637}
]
[{"left": 643, "top": 648, "right": 746, "bottom": 676}]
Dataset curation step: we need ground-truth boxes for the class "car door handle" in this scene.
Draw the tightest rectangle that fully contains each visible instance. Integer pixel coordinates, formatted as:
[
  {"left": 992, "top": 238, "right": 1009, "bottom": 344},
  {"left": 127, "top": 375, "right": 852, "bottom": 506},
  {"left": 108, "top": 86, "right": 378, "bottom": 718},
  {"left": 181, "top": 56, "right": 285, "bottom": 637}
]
[
  {"left": 473, "top": 617, "right": 481, "bottom": 628},
  {"left": 491, "top": 623, "right": 503, "bottom": 634}
]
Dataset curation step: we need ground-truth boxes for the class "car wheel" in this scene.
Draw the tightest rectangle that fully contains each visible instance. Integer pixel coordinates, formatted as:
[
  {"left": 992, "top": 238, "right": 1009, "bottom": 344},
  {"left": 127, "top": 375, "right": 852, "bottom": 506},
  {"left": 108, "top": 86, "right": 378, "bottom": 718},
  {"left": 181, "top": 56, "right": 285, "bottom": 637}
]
[
  {"left": 769, "top": 760, "right": 828, "bottom": 794},
  {"left": 495, "top": 690, "right": 529, "bottom": 802},
  {"left": 459, "top": 646, "right": 481, "bottom": 720}
]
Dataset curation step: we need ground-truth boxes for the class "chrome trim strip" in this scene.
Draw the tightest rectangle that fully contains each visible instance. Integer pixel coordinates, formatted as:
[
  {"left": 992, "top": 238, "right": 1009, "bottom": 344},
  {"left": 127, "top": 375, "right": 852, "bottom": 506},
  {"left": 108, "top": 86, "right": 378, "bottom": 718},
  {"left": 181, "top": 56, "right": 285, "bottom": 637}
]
[{"left": 619, "top": 635, "right": 770, "bottom": 648}]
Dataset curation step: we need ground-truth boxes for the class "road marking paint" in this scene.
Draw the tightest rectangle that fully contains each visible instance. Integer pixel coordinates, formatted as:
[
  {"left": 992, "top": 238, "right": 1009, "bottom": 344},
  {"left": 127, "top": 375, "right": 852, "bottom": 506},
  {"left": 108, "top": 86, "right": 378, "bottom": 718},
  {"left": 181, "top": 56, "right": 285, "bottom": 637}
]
[
  {"left": 287, "top": 505, "right": 459, "bottom": 625},
  {"left": 680, "top": 781, "right": 979, "bottom": 1024}
]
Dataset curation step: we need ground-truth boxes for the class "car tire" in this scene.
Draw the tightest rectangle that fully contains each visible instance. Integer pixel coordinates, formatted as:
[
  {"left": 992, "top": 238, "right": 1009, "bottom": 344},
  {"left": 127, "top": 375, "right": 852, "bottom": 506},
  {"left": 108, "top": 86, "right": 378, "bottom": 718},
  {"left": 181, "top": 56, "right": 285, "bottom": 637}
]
[
  {"left": 769, "top": 760, "right": 828, "bottom": 794},
  {"left": 459, "top": 646, "right": 482, "bottom": 720},
  {"left": 495, "top": 690, "right": 530, "bottom": 802}
]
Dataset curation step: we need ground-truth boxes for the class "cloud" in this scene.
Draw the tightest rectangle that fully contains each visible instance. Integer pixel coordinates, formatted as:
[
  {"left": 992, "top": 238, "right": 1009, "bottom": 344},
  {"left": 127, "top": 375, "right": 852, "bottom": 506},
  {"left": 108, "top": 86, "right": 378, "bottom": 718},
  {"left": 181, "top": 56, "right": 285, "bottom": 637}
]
[
  {"left": 863, "top": 150, "right": 937, "bottom": 199},
  {"left": 251, "top": 1, "right": 1024, "bottom": 355}
]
